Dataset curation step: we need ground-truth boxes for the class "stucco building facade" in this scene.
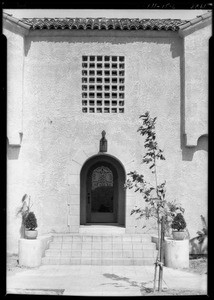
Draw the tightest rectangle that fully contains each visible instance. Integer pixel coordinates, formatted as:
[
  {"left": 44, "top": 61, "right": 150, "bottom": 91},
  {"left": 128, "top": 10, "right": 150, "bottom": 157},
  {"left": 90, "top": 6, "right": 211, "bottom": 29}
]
[{"left": 4, "top": 12, "right": 210, "bottom": 255}]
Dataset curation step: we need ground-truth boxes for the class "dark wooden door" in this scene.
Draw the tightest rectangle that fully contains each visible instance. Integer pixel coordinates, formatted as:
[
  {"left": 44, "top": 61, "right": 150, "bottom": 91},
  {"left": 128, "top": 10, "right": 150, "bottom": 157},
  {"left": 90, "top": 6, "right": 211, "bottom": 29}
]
[{"left": 87, "top": 165, "right": 117, "bottom": 223}]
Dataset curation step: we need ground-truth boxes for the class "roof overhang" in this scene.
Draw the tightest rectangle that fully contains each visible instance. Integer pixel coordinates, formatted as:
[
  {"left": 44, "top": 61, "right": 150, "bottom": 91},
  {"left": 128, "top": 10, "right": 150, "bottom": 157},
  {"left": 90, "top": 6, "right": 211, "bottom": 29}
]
[
  {"left": 3, "top": 11, "right": 212, "bottom": 38},
  {"left": 3, "top": 12, "right": 31, "bottom": 35},
  {"left": 178, "top": 12, "right": 212, "bottom": 37}
]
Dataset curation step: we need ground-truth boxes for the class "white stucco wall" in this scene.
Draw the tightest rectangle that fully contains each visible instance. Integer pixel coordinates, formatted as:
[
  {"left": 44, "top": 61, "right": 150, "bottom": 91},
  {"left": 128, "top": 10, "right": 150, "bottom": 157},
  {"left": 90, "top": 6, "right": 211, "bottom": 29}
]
[
  {"left": 4, "top": 21, "right": 25, "bottom": 145},
  {"left": 183, "top": 24, "right": 211, "bottom": 146},
  {"left": 6, "top": 27, "right": 208, "bottom": 254},
  {"left": 4, "top": 20, "right": 26, "bottom": 253}
]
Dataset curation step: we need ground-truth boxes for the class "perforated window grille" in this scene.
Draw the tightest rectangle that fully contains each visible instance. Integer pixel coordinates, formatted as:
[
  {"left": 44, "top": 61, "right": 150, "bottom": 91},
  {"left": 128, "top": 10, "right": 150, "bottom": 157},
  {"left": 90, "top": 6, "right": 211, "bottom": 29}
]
[{"left": 82, "top": 56, "right": 125, "bottom": 113}]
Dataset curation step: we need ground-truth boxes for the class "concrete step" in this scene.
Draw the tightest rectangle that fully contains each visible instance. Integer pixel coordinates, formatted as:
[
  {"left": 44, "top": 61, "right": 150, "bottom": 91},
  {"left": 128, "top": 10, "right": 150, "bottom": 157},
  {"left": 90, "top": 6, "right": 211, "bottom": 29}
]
[
  {"left": 49, "top": 242, "right": 156, "bottom": 250},
  {"left": 79, "top": 225, "right": 126, "bottom": 234},
  {"left": 45, "top": 249, "right": 157, "bottom": 258},
  {"left": 42, "top": 257, "right": 157, "bottom": 266},
  {"left": 42, "top": 233, "right": 157, "bottom": 265},
  {"left": 52, "top": 234, "right": 152, "bottom": 243}
]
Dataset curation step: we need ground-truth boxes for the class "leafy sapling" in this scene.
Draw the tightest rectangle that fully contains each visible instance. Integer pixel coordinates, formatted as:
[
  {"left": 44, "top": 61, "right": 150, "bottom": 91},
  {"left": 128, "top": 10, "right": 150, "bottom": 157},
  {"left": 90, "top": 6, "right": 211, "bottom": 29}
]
[
  {"left": 126, "top": 112, "right": 167, "bottom": 230},
  {"left": 126, "top": 111, "right": 185, "bottom": 292}
]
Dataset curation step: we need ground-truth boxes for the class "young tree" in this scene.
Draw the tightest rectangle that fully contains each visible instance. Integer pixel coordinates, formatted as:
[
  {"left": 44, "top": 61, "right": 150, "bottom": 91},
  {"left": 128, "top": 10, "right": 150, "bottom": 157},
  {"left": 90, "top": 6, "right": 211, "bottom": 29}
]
[
  {"left": 16, "top": 194, "right": 31, "bottom": 238},
  {"left": 126, "top": 111, "right": 184, "bottom": 292}
]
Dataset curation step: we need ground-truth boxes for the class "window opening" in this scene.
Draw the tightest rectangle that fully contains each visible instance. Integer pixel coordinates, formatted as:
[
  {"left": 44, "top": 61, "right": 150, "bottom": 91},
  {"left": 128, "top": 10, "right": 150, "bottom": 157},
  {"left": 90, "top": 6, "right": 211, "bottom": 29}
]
[{"left": 82, "top": 55, "right": 125, "bottom": 113}]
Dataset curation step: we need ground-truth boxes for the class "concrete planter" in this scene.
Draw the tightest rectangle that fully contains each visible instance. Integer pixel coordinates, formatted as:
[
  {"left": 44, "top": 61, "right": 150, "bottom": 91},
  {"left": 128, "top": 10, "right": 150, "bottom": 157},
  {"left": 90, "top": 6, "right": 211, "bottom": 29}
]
[
  {"left": 164, "top": 237, "right": 189, "bottom": 268},
  {"left": 18, "top": 235, "right": 52, "bottom": 267},
  {"left": 25, "top": 229, "right": 38, "bottom": 239}
]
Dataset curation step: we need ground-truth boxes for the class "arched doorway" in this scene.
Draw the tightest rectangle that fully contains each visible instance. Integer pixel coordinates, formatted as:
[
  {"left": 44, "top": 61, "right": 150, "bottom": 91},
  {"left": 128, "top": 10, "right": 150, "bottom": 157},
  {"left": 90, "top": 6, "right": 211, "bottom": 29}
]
[{"left": 80, "top": 154, "right": 126, "bottom": 226}]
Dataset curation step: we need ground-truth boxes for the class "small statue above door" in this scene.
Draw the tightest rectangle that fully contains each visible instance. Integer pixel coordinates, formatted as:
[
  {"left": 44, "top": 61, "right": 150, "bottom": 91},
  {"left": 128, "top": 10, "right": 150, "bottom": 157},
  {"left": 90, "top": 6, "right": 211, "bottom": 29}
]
[{"left": 99, "top": 130, "right": 107, "bottom": 152}]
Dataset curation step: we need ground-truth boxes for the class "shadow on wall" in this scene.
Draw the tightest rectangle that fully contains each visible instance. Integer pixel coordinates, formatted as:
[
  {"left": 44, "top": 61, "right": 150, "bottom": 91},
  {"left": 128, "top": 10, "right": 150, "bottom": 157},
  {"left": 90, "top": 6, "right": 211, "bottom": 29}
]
[
  {"left": 170, "top": 38, "right": 181, "bottom": 58},
  {"left": 7, "top": 139, "right": 21, "bottom": 160},
  {"left": 24, "top": 35, "right": 181, "bottom": 58},
  {"left": 181, "top": 135, "right": 208, "bottom": 161}
]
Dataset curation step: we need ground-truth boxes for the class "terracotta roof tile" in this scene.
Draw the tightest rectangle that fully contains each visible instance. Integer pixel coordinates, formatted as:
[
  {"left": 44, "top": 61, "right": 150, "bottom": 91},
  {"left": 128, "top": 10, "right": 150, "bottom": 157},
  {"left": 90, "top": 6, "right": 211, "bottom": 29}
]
[
  {"left": 21, "top": 17, "right": 188, "bottom": 31},
  {"left": 4, "top": 12, "right": 211, "bottom": 32}
]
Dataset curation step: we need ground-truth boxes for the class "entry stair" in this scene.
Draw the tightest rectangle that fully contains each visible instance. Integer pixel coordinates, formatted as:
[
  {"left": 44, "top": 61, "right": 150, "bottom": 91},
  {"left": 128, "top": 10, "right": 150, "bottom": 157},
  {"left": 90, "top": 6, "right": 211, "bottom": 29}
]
[{"left": 42, "top": 226, "right": 158, "bottom": 265}]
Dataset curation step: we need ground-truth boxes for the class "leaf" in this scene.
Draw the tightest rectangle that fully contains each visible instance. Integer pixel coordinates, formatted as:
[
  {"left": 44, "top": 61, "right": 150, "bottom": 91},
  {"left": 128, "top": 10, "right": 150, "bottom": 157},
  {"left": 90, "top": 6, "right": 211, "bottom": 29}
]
[{"left": 200, "top": 215, "right": 207, "bottom": 228}]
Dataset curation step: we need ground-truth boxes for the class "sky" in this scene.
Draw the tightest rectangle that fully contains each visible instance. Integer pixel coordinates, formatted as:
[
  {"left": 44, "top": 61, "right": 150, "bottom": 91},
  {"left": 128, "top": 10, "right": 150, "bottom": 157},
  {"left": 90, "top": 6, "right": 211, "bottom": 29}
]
[{"left": 3, "top": 9, "right": 211, "bottom": 20}]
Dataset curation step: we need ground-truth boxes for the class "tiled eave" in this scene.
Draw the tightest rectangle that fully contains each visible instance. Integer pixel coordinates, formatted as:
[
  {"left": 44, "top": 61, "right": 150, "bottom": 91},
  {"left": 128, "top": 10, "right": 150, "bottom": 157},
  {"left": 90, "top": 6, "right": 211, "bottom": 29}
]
[
  {"left": 178, "top": 12, "right": 212, "bottom": 37},
  {"left": 3, "top": 12, "right": 31, "bottom": 30},
  {"left": 3, "top": 11, "right": 212, "bottom": 34},
  {"left": 21, "top": 17, "right": 186, "bottom": 31},
  {"left": 179, "top": 11, "right": 211, "bottom": 30}
]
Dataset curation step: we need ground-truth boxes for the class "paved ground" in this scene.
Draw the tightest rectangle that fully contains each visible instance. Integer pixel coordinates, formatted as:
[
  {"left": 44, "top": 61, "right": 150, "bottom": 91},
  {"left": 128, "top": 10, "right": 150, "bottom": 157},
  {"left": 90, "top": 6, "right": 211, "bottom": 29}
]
[{"left": 6, "top": 265, "right": 207, "bottom": 296}]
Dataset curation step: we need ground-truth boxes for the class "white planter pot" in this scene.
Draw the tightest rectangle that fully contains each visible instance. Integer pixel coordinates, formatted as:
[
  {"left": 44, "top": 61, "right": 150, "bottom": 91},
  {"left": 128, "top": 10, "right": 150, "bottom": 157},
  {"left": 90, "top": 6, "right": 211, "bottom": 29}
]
[
  {"left": 164, "top": 237, "right": 189, "bottom": 269},
  {"left": 172, "top": 231, "right": 186, "bottom": 240},
  {"left": 25, "top": 229, "right": 38, "bottom": 239}
]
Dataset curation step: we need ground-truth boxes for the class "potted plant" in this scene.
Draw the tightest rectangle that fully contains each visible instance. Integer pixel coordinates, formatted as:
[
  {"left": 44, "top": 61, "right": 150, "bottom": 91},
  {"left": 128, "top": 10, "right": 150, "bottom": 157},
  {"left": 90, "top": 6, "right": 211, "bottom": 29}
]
[
  {"left": 24, "top": 211, "right": 38, "bottom": 239},
  {"left": 171, "top": 213, "right": 187, "bottom": 240}
]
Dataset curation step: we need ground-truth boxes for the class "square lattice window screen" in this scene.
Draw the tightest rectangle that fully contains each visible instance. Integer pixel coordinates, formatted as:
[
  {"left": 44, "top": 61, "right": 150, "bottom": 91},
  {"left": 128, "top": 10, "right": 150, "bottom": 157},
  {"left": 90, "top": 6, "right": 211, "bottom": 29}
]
[{"left": 82, "top": 56, "right": 125, "bottom": 113}]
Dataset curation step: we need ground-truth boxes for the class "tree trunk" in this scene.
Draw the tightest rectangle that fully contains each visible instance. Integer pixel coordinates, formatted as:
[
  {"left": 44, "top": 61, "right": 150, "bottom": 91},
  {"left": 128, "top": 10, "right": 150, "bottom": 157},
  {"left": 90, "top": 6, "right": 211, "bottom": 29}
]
[{"left": 158, "top": 216, "right": 165, "bottom": 291}]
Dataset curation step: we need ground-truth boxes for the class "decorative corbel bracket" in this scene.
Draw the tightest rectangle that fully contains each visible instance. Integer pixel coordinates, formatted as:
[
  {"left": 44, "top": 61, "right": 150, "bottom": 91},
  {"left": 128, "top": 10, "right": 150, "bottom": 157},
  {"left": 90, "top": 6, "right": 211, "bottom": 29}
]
[{"left": 7, "top": 132, "right": 23, "bottom": 147}]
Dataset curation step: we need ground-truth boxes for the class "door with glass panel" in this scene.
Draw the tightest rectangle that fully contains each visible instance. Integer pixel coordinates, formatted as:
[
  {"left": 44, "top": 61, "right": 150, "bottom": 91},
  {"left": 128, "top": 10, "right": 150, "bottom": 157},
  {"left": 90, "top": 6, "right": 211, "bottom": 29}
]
[{"left": 87, "top": 163, "right": 117, "bottom": 223}]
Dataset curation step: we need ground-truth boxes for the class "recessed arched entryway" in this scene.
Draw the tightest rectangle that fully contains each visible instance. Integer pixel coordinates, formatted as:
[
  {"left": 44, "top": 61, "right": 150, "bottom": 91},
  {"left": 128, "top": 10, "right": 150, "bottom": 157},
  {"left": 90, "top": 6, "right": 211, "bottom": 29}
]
[{"left": 80, "top": 154, "right": 126, "bottom": 226}]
